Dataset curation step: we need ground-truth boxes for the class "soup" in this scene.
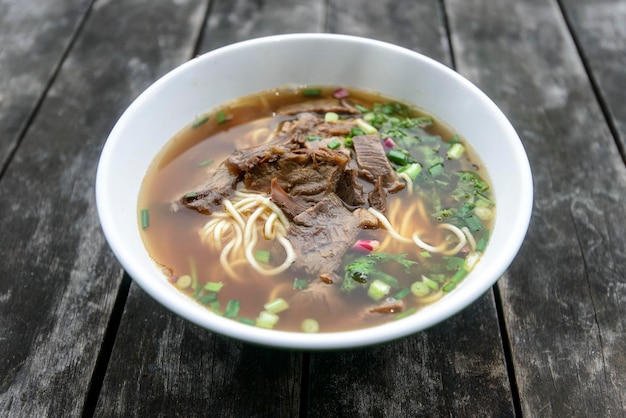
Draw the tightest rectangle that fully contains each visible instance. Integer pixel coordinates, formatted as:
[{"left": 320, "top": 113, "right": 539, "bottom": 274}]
[{"left": 138, "top": 86, "right": 495, "bottom": 333}]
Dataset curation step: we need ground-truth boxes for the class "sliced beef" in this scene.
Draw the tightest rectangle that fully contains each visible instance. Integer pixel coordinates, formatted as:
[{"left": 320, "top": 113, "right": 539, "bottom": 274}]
[
  {"left": 287, "top": 193, "right": 361, "bottom": 276},
  {"left": 335, "top": 167, "right": 365, "bottom": 207},
  {"left": 243, "top": 148, "right": 349, "bottom": 197},
  {"left": 368, "top": 176, "right": 388, "bottom": 214},
  {"left": 353, "top": 208, "right": 379, "bottom": 229},
  {"left": 270, "top": 178, "right": 309, "bottom": 220},
  {"left": 276, "top": 113, "right": 323, "bottom": 144},
  {"left": 180, "top": 163, "right": 239, "bottom": 214},
  {"left": 278, "top": 98, "right": 360, "bottom": 116},
  {"left": 352, "top": 134, "right": 405, "bottom": 193}
]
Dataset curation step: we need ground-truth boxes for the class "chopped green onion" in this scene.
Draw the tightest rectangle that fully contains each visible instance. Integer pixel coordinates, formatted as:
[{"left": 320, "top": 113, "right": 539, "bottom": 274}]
[
  {"left": 420, "top": 251, "right": 432, "bottom": 258},
  {"left": 464, "top": 214, "right": 484, "bottom": 231},
  {"left": 204, "top": 281, "right": 224, "bottom": 292},
  {"left": 442, "top": 282, "right": 456, "bottom": 292},
  {"left": 303, "top": 88, "right": 321, "bottom": 96},
  {"left": 198, "top": 158, "right": 213, "bottom": 167},
  {"left": 264, "top": 298, "right": 289, "bottom": 314},
  {"left": 189, "top": 257, "right": 198, "bottom": 291},
  {"left": 464, "top": 252, "right": 482, "bottom": 270},
  {"left": 411, "top": 281, "right": 430, "bottom": 297},
  {"left": 256, "top": 311, "right": 279, "bottom": 328},
  {"left": 343, "top": 137, "right": 354, "bottom": 147},
  {"left": 446, "top": 143, "right": 465, "bottom": 159},
  {"left": 199, "top": 293, "right": 217, "bottom": 305},
  {"left": 238, "top": 317, "right": 255, "bottom": 326},
  {"left": 428, "top": 163, "right": 445, "bottom": 177},
  {"left": 450, "top": 268, "right": 469, "bottom": 283},
  {"left": 476, "top": 235, "right": 489, "bottom": 252},
  {"left": 368, "top": 279, "right": 391, "bottom": 301},
  {"left": 375, "top": 272, "right": 400, "bottom": 289},
  {"left": 216, "top": 110, "right": 227, "bottom": 124},
  {"left": 449, "top": 134, "right": 461, "bottom": 143},
  {"left": 192, "top": 115, "right": 209, "bottom": 128},
  {"left": 307, "top": 135, "right": 323, "bottom": 142},
  {"left": 184, "top": 192, "right": 197, "bottom": 198},
  {"left": 293, "top": 278, "right": 308, "bottom": 290},
  {"left": 324, "top": 112, "right": 339, "bottom": 122},
  {"left": 475, "top": 192, "right": 495, "bottom": 207},
  {"left": 210, "top": 300, "right": 221, "bottom": 311},
  {"left": 394, "top": 288, "right": 411, "bottom": 300},
  {"left": 327, "top": 138, "right": 342, "bottom": 150},
  {"left": 301, "top": 319, "right": 320, "bottom": 333},
  {"left": 356, "top": 118, "right": 378, "bottom": 134},
  {"left": 363, "top": 112, "right": 375, "bottom": 122},
  {"left": 422, "top": 275, "right": 440, "bottom": 290},
  {"left": 255, "top": 249, "right": 271, "bottom": 264},
  {"left": 397, "top": 162, "right": 421, "bottom": 179},
  {"left": 355, "top": 104, "right": 369, "bottom": 113},
  {"left": 387, "top": 149, "right": 409, "bottom": 166},
  {"left": 175, "top": 275, "right": 192, "bottom": 289},
  {"left": 140, "top": 208, "right": 150, "bottom": 229},
  {"left": 224, "top": 299, "right": 241, "bottom": 318},
  {"left": 474, "top": 206, "right": 493, "bottom": 221},
  {"left": 394, "top": 307, "right": 417, "bottom": 320}
]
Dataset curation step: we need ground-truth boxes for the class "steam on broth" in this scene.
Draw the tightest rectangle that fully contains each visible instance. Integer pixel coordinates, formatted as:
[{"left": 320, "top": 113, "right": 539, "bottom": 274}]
[{"left": 138, "top": 86, "right": 495, "bottom": 333}]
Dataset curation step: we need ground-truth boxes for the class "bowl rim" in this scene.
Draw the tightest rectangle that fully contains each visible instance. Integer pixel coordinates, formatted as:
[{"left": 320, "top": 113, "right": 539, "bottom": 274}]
[{"left": 96, "top": 33, "right": 533, "bottom": 350}]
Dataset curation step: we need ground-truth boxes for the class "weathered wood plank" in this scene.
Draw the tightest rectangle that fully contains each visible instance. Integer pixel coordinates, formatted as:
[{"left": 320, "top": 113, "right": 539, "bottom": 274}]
[
  {"left": 0, "top": 0, "right": 92, "bottom": 169},
  {"left": 302, "top": 1, "right": 515, "bottom": 416},
  {"left": 199, "top": 0, "right": 325, "bottom": 52},
  {"left": 95, "top": 285, "right": 303, "bottom": 417},
  {"left": 0, "top": 0, "right": 207, "bottom": 416},
  {"left": 559, "top": 0, "right": 626, "bottom": 165},
  {"left": 446, "top": 0, "right": 626, "bottom": 415}
]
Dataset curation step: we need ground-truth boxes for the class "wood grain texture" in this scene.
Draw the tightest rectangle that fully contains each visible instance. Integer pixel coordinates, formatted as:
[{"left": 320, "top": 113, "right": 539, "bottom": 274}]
[
  {"left": 559, "top": 0, "right": 626, "bottom": 162},
  {"left": 0, "top": 0, "right": 207, "bottom": 416},
  {"left": 95, "top": 285, "right": 302, "bottom": 417},
  {"left": 0, "top": 0, "right": 92, "bottom": 169},
  {"left": 199, "top": 0, "right": 325, "bottom": 53},
  {"left": 446, "top": 0, "right": 626, "bottom": 415},
  {"left": 307, "top": 294, "right": 515, "bottom": 417}
]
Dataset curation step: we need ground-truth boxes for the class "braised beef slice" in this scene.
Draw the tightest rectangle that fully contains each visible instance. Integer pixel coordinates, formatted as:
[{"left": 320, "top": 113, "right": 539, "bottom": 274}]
[
  {"left": 276, "top": 113, "right": 323, "bottom": 144},
  {"left": 352, "top": 134, "right": 405, "bottom": 193},
  {"left": 278, "top": 98, "right": 360, "bottom": 116},
  {"left": 287, "top": 193, "right": 360, "bottom": 276},
  {"left": 335, "top": 167, "right": 365, "bottom": 207},
  {"left": 180, "top": 163, "right": 239, "bottom": 214},
  {"left": 368, "top": 176, "right": 388, "bottom": 214},
  {"left": 270, "top": 178, "right": 309, "bottom": 220},
  {"left": 244, "top": 148, "right": 349, "bottom": 197}
]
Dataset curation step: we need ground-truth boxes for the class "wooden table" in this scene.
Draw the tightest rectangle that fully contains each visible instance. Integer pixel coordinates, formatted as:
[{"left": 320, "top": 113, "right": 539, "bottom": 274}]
[{"left": 2, "top": 0, "right": 625, "bottom": 416}]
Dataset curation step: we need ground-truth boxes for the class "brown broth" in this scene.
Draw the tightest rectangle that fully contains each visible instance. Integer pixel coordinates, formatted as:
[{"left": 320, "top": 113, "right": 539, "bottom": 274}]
[{"left": 138, "top": 86, "right": 494, "bottom": 333}]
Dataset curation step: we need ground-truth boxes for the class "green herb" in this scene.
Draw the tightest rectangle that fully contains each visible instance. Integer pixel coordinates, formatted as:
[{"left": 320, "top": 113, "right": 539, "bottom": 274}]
[
  {"left": 428, "top": 163, "right": 445, "bottom": 177},
  {"left": 327, "top": 139, "right": 341, "bottom": 150},
  {"left": 464, "top": 214, "right": 484, "bottom": 231},
  {"left": 387, "top": 149, "right": 409, "bottom": 166},
  {"left": 224, "top": 299, "right": 241, "bottom": 318},
  {"left": 192, "top": 115, "right": 209, "bottom": 128},
  {"left": 450, "top": 268, "right": 468, "bottom": 283},
  {"left": 394, "top": 307, "right": 417, "bottom": 320},
  {"left": 394, "top": 288, "right": 411, "bottom": 300},
  {"left": 293, "top": 278, "right": 308, "bottom": 290},
  {"left": 303, "top": 88, "right": 321, "bottom": 96},
  {"left": 197, "top": 158, "right": 213, "bottom": 167},
  {"left": 140, "top": 208, "right": 149, "bottom": 229},
  {"left": 216, "top": 110, "right": 227, "bottom": 124},
  {"left": 204, "top": 281, "right": 224, "bottom": 292},
  {"left": 255, "top": 249, "right": 271, "bottom": 264},
  {"left": 343, "top": 252, "right": 418, "bottom": 292}
]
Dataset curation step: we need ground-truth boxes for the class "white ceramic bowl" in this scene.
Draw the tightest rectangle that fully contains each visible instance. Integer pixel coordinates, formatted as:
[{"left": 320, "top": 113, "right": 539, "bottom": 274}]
[{"left": 96, "top": 34, "right": 532, "bottom": 350}]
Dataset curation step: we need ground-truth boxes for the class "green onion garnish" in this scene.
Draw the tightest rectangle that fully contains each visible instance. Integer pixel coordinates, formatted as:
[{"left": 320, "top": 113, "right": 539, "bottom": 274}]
[
  {"left": 301, "top": 319, "right": 320, "bottom": 333},
  {"left": 476, "top": 235, "right": 489, "bottom": 252},
  {"left": 255, "top": 249, "right": 271, "bottom": 264},
  {"left": 256, "top": 311, "right": 279, "bottom": 328},
  {"left": 397, "top": 162, "right": 421, "bottom": 179},
  {"left": 184, "top": 192, "right": 197, "bottom": 198},
  {"left": 464, "top": 214, "right": 484, "bottom": 231},
  {"left": 446, "top": 143, "right": 465, "bottom": 159},
  {"left": 224, "top": 299, "right": 241, "bottom": 318},
  {"left": 238, "top": 317, "right": 255, "bottom": 326},
  {"left": 368, "top": 279, "right": 391, "bottom": 301},
  {"left": 355, "top": 118, "right": 378, "bottom": 134},
  {"left": 175, "top": 275, "right": 192, "bottom": 290},
  {"left": 140, "top": 208, "right": 149, "bottom": 229},
  {"left": 204, "top": 281, "right": 224, "bottom": 292},
  {"left": 442, "top": 282, "right": 456, "bottom": 292},
  {"left": 293, "top": 278, "right": 308, "bottom": 290},
  {"left": 199, "top": 293, "right": 218, "bottom": 305},
  {"left": 216, "top": 110, "right": 227, "bottom": 124},
  {"left": 387, "top": 149, "right": 409, "bottom": 166},
  {"left": 393, "top": 288, "right": 411, "bottom": 300},
  {"left": 198, "top": 158, "right": 213, "bottom": 167},
  {"left": 343, "top": 137, "right": 354, "bottom": 147},
  {"left": 324, "top": 112, "right": 339, "bottom": 122},
  {"left": 192, "top": 115, "right": 209, "bottom": 128},
  {"left": 307, "top": 135, "right": 323, "bottom": 142},
  {"left": 394, "top": 307, "right": 417, "bottom": 320},
  {"left": 264, "top": 298, "right": 289, "bottom": 314},
  {"left": 327, "top": 139, "right": 341, "bottom": 150},
  {"left": 428, "top": 163, "right": 445, "bottom": 177},
  {"left": 303, "top": 88, "right": 321, "bottom": 96},
  {"left": 450, "top": 268, "right": 469, "bottom": 283},
  {"left": 411, "top": 281, "right": 430, "bottom": 297}
]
